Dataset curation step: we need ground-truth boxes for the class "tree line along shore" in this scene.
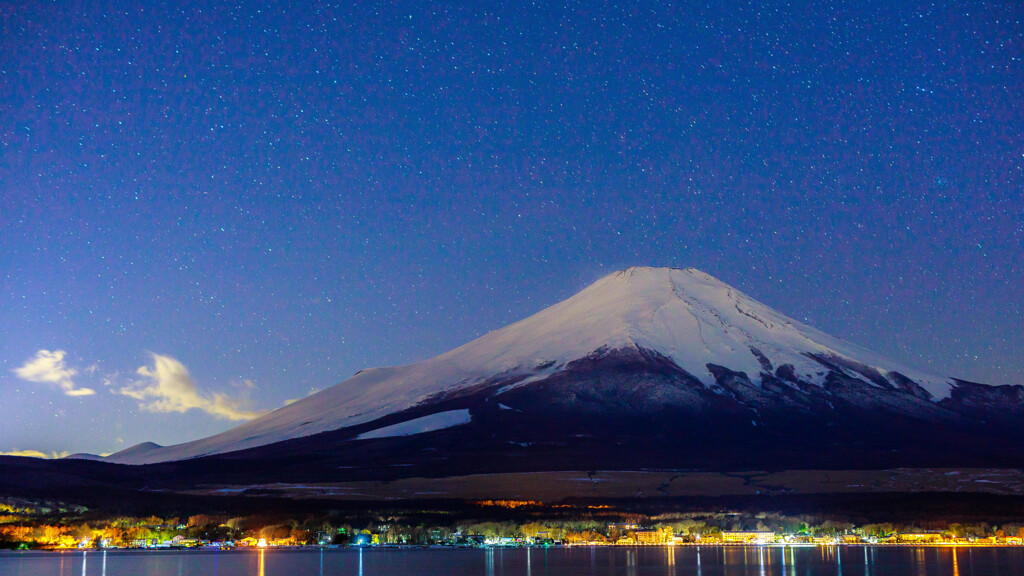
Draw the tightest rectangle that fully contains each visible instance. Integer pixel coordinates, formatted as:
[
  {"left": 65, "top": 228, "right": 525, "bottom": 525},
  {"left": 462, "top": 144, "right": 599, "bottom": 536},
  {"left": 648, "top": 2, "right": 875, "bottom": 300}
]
[{"left": 4, "top": 497, "right": 1024, "bottom": 550}]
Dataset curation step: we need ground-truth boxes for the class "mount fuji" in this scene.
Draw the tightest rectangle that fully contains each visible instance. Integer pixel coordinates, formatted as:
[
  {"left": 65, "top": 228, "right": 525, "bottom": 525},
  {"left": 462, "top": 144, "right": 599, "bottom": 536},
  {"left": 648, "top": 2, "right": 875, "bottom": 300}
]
[{"left": 103, "top": 267, "right": 1024, "bottom": 474}]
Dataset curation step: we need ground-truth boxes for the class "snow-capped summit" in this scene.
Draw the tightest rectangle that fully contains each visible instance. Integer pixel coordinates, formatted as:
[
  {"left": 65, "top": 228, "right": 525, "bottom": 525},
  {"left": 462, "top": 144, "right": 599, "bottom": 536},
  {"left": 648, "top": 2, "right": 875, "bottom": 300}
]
[
  {"left": 433, "top": 266, "right": 951, "bottom": 398},
  {"left": 109, "top": 267, "right": 969, "bottom": 465}
]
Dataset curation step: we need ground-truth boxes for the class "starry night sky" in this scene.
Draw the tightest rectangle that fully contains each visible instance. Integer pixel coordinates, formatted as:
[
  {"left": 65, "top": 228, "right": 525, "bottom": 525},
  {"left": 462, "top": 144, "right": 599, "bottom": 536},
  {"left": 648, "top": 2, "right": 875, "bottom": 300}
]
[{"left": 2, "top": 1, "right": 1021, "bottom": 457}]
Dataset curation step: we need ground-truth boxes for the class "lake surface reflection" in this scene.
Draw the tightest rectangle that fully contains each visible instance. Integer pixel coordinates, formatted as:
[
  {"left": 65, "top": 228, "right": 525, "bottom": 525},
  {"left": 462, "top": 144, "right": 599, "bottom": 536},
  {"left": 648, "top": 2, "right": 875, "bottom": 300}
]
[{"left": 1, "top": 545, "right": 1022, "bottom": 576}]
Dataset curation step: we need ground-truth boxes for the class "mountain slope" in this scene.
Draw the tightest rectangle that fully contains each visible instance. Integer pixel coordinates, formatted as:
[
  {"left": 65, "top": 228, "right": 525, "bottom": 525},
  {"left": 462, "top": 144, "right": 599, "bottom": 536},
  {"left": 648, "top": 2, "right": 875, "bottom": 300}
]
[{"left": 110, "top": 267, "right": 998, "bottom": 465}]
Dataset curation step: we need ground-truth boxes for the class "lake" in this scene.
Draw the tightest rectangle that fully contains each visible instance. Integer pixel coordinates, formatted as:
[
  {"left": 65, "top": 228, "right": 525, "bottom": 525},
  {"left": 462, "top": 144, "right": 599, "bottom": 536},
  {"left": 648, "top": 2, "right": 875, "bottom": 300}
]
[{"left": 1, "top": 545, "right": 1023, "bottom": 575}]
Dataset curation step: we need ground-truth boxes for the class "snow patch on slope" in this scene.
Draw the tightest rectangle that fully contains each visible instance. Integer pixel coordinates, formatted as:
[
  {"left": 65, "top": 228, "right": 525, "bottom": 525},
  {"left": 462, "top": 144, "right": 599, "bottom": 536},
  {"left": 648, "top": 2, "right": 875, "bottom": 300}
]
[{"left": 355, "top": 409, "right": 472, "bottom": 440}]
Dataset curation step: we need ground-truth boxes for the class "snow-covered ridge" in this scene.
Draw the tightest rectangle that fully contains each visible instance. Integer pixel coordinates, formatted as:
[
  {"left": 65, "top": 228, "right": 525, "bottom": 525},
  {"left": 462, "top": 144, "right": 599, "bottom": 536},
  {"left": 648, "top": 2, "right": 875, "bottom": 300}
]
[{"left": 108, "top": 267, "right": 955, "bottom": 465}]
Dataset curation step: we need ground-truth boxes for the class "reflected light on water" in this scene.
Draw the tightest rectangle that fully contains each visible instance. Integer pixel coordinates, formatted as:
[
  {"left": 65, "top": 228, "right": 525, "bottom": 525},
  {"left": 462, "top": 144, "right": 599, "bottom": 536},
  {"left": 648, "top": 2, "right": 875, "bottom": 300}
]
[
  {"left": 723, "top": 547, "right": 735, "bottom": 576},
  {"left": 8, "top": 545, "right": 1022, "bottom": 576}
]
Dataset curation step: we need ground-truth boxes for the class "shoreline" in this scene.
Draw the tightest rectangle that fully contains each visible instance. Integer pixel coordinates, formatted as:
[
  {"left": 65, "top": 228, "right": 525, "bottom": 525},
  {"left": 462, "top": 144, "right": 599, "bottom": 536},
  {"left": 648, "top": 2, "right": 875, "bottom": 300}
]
[{"left": 9, "top": 541, "right": 1024, "bottom": 553}]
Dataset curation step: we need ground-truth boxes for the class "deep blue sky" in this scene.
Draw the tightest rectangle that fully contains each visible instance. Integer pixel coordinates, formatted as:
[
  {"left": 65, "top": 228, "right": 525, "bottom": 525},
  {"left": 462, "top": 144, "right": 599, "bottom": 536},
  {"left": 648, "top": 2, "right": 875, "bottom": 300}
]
[{"left": 2, "top": 1, "right": 1021, "bottom": 457}]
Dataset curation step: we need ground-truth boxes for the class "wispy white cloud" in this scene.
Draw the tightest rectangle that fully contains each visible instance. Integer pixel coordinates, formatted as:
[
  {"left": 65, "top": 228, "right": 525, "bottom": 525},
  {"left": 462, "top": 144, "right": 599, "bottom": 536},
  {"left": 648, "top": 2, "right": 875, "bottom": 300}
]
[
  {"left": 14, "top": 350, "right": 95, "bottom": 396},
  {"left": 0, "top": 449, "right": 70, "bottom": 459},
  {"left": 118, "top": 353, "right": 265, "bottom": 421},
  {"left": 101, "top": 371, "right": 121, "bottom": 388}
]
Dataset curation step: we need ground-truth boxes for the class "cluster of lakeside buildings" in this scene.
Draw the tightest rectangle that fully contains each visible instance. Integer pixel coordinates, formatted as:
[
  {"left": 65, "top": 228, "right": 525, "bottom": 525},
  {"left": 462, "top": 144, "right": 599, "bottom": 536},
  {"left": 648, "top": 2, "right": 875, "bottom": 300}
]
[{"left": 108, "top": 524, "right": 1024, "bottom": 551}]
